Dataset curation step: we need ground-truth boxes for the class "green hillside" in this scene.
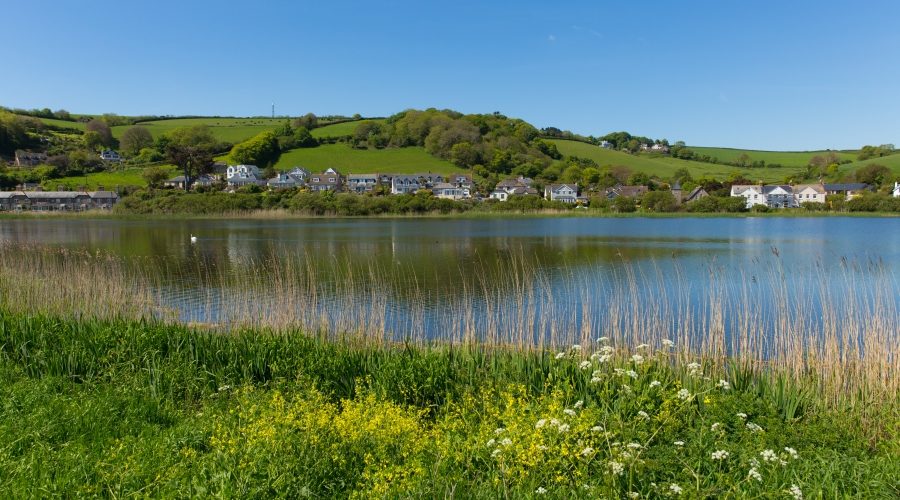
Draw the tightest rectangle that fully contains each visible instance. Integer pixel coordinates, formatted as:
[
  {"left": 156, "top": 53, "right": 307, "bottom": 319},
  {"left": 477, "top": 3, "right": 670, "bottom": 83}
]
[
  {"left": 311, "top": 120, "right": 382, "bottom": 138},
  {"left": 275, "top": 144, "right": 462, "bottom": 174},
  {"left": 549, "top": 139, "right": 805, "bottom": 182},
  {"left": 685, "top": 147, "right": 857, "bottom": 167},
  {"left": 31, "top": 117, "right": 86, "bottom": 131},
  {"left": 110, "top": 118, "right": 284, "bottom": 143},
  {"left": 838, "top": 153, "right": 900, "bottom": 177}
]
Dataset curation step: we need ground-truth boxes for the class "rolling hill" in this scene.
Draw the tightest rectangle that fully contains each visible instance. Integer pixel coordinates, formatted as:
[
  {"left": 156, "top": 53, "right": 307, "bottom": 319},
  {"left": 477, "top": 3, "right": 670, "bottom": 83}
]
[
  {"left": 275, "top": 144, "right": 462, "bottom": 175},
  {"left": 110, "top": 118, "right": 286, "bottom": 143},
  {"left": 685, "top": 147, "right": 857, "bottom": 168},
  {"left": 549, "top": 140, "right": 806, "bottom": 182}
]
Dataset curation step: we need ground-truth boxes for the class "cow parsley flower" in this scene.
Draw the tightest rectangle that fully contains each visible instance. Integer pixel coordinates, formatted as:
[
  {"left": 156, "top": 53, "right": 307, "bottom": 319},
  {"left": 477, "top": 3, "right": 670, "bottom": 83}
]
[
  {"left": 784, "top": 447, "right": 799, "bottom": 460},
  {"left": 686, "top": 362, "right": 702, "bottom": 375},
  {"left": 621, "top": 384, "right": 633, "bottom": 394},
  {"left": 597, "top": 336, "right": 609, "bottom": 343},
  {"left": 673, "top": 440, "right": 684, "bottom": 447},
  {"left": 788, "top": 484, "right": 803, "bottom": 500},
  {"left": 745, "top": 422, "right": 764, "bottom": 433},
  {"left": 557, "top": 423, "right": 570, "bottom": 433},
  {"left": 491, "top": 448, "right": 501, "bottom": 457},
  {"left": 711, "top": 450, "right": 730, "bottom": 460},
  {"left": 563, "top": 408, "right": 577, "bottom": 417},
  {"left": 607, "top": 461, "right": 625, "bottom": 476},
  {"left": 572, "top": 344, "right": 582, "bottom": 352},
  {"left": 581, "top": 446, "right": 595, "bottom": 457},
  {"left": 535, "top": 487, "right": 547, "bottom": 495},
  {"left": 494, "top": 427, "right": 506, "bottom": 435},
  {"left": 748, "top": 467, "right": 762, "bottom": 482},
  {"left": 631, "top": 354, "right": 645, "bottom": 365},
  {"left": 626, "top": 370, "right": 639, "bottom": 379},
  {"left": 626, "top": 442, "right": 642, "bottom": 450},
  {"left": 662, "top": 339, "right": 675, "bottom": 348},
  {"left": 637, "top": 410, "right": 649, "bottom": 420},
  {"left": 573, "top": 400, "right": 584, "bottom": 409},
  {"left": 677, "top": 389, "right": 691, "bottom": 400},
  {"left": 760, "top": 449, "right": 778, "bottom": 462},
  {"left": 636, "top": 343, "right": 649, "bottom": 350},
  {"left": 550, "top": 418, "right": 560, "bottom": 426},
  {"left": 650, "top": 380, "right": 661, "bottom": 388},
  {"left": 535, "top": 419, "right": 547, "bottom": 429},
  {"left": 614, "top": 368, "right": 626, "bottom": 377},
  {"left": 555, "top": 352, "right": 566, "bottom": 360},
  {"left": 579, "top": 360, "right": 592, "bottom": 370},
  {"left": 669, "top": 483, "right": 683, "bottom": 495},
  {"left": 591, "top": 425, "right": 604, "bottom": 432},
  {"left": 736, "top": 412, "right": 748, "bottom": 419},
  {"left": 486, "top": 438, "right": 495, "bottom": 447},
  {"left": 500, "top": 438, "right": 512, "bottom": 447},
  {"left": 710, "top": 422, "right": 722, "bottom": 432},
  {"left": 600, "top": 345, "right": 615, "bottom": 355},
  {"left": 717, "top": 379, "right": 731, "bottom": 390},
  {"left": 590, "top": 376, "right": 602, "bottom": 384}
]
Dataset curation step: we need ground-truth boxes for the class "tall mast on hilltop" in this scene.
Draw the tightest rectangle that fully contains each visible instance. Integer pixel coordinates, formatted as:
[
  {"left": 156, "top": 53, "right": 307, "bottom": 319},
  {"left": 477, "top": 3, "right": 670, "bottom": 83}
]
[{"left": 271, "top": 103, "right": 275, "bottom": 119}]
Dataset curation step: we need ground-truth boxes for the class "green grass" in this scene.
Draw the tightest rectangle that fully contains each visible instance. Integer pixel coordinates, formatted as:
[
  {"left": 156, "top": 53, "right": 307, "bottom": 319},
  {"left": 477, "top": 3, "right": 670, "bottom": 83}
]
[
  {"left": 838, "top": 152, "right": 900, "bottom": 177},
  {"left": 109, "top": 118, "right": 286, "bottom": 143},
  {"left": 0, "top": 314, "right": 895, "bottom": 497},
  {"left": 550, "top": 140, "right": 807, "bottom": 182},
  {"left": 686, "top": 147, "right": 857, "bottom": 167},
  {"left": 41, "top": 166, "right": 177, "bottom": 190},
  {"left": 311, "top": 119, "right": 382, "bottom": 138},
  {"left": 275, "top": 143, "right": 464, "bottom": 174}
]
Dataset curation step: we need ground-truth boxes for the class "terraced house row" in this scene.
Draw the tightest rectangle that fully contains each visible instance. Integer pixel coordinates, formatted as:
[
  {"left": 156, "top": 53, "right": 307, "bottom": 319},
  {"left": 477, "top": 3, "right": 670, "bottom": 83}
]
[
  {"left": 729, "top": 183, "right": 872, "bottom": 209},
  {"left": 0, "top": 190, "right": 119, "bottom": 211}
]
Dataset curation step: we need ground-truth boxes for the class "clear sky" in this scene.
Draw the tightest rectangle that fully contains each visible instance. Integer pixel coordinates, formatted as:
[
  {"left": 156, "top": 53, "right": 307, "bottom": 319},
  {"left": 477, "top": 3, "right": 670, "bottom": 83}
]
[{"left": 2, "top": 0, "right": 898, "bottom": 150}]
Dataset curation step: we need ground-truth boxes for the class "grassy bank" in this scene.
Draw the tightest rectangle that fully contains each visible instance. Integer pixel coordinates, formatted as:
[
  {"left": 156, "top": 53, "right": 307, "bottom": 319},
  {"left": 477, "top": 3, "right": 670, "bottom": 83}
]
[{"left": 0, "top": 314, "right": 897, "bottom": 497}]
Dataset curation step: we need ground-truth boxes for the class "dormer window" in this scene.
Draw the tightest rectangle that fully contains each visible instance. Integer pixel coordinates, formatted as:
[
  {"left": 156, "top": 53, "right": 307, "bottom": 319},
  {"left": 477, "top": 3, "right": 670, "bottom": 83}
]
[
  {"left": 312, "top": 177, "right": 320, "bottom": 182},
  {"left": 328, "top": 177, "right": 335, "bottom": 182}
]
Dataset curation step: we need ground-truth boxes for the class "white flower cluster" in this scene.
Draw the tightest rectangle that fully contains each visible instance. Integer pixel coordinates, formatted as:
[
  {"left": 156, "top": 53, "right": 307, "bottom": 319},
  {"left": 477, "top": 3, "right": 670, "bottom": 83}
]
[
  {"left": 677, "top": 388, "right": 691, "bottom": 401},
  {"left": 637, "top": 410, "right": 649, "bottom": 420},
  {"left": 745, "top": 422, "right": 764, "bottom": 433},
  {"left": 748, "top": 467, "right": 762, "bottom": 482},
  {"left": 631, "top": 354, "right": 644, "bottom": 365},
  {"left": 710, "top": 422, "right": 723, "bottom": 432},
  {"left": 669, "top": 483, "right": 683, "bottom": 495},
  {"left": 717, "top": 379, "right": 731, "bottom": 390},
  {"left": 607, "top": 460, "right": 625, "bottom": 476},
  {"left": 650, "top": 380, "right": 661, "bottom": 388},
  {"left": 711, "top": 449, "right": 730, "bottom": 460},
  {"left": 580, "top": 446, "right": 595, "bottom": 457},
  {"left": 535, "top": 486, "right": 547, "bottom": 495},
  {"left": 736, "top": 412, "right": 748, "bottom": 419},
  {"left": 686, "top": 362, "right": 702, "bottom": 376},
  {"left": 662, "top": 339, "right": 675, "bottom": 348},
  {"left": 579, "top": 360, "right": 591, "bottom": 370},
  {"left": 788, "top": 484, "right": 803, "bottom": 500}
]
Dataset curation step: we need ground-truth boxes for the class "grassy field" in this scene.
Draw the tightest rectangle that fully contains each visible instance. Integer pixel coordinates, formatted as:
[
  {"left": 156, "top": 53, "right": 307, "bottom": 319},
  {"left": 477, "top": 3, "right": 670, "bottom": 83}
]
[
  {"left": 550, "top": 140, "right": 806, "bottom": 182},
  {"left": 686, "top": 147, "right": 857, "bottom": 167},
  {"left": 310, "top": 119, "right": 381, "bottom": 138},
  {"left": 275, "top": 144, "right": 463, "bottom": 174},
  {"left": 109, "top": 118, "right": 286, "bottom": 143},
  {"left": 838, "top": 152, "right": 900, "bottom": 177},
  {"left": 40, "top": 166, "right": 177, "bottom": 190},
  {"left": 0, "top": 313, "right": 895, "bottom": 497}
]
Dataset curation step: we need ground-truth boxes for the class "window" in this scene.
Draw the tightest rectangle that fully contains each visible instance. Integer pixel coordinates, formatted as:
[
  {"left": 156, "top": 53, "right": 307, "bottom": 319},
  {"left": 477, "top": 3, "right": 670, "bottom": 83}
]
[{"left": 329, "top": 177, "right": 335, "bottom": 182}]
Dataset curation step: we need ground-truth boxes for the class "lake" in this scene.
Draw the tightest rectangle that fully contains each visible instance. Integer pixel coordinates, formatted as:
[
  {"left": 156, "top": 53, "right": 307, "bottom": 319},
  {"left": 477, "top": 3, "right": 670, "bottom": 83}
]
[{"left": 2, "top": 216, "right": 897, "bottom": 348}]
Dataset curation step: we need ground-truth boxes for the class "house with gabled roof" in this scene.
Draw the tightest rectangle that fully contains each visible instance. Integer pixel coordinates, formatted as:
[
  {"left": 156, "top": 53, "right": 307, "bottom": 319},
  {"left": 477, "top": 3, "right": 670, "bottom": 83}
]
[
  {"left": 793, "top": 184, "right": 826, "bottom": 205},
  {"left": 14, "top": 150, "right": 48, "bottom": 166},
  {"left": 308, "top": 168, "right": 342, "bottom": 192},
  {"left": 544, "top": 183, "right": 579, "bottom": 203},
  {"left": 824, "top": 183, "right": 870, "bottom": 200},
  {"left": 432, "top": 182, "right": 468, "bottom": 200},
  {"left": 490, "top": 176, "right": 537, "bottom": 201},
  {"left": 605, "top": 185, "right": 649, "bottom": 200},
  {"left": 346, "top": 173, "right": 379, "bottom": 193},
  {"left": 683, "top": 186, "right": 709, "bottom": 203}
]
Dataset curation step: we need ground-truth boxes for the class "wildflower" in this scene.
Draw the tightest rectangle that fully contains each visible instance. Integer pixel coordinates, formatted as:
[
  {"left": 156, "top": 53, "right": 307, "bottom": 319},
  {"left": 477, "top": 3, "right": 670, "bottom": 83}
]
[
  {"left": 614, "top": 368, "right": 626, "bottom": 377},
  {"left": 600, "top": 345, "right": 615, "bottom": 355},
  {"left": 535, "top": 487, "right": 547, "bottom": 495},
  {"left": 636, "top": 343, "right": 649, "bottom": 350},
  {"left": 597, "top": 336, "right": 609, "bottom": 343},
  {"left": 673, "top": 440, "right": 684, "bottom": 447},
  {"left": 550, "top": 418, "right": 560, "bottom": 426},
  {"left": 677, "top": 389, "right": 691, "bottom": 401},
  {"left": 500, "top": 438, "right": 512, "bottom": 447},
  {"left": 557, "top": 423, "right": 570, "bottom": 433},
  {"left": 649, "top": 380, "right": 661, "bottom": 388},
  {"left": 669, "top": 483, "right": 683, "bottom": 495},
  {"left": 686, "top": 362, "right": 702, "bottom": 375},
  {"left": 784, "top": 447, "right": 799, "bottom": 460},
  {"left": 626, "top": 370, "right": 639, "bottom": 379},
  {"left": 591, "top": 425, "right": 604, "bottom": 432},
  {"left": 717, "top": 379, "right": 731, "bottom": 390},
  {"left": 535, "top": 419, "right": 547, "bottom": 429},
  {"left": 579, "top": 360, "right": 591, "bottom": 370},
  {"left": 745, "top": 422, "right": 764, "bottom": 433},
  {"left": 710, "top": 422, "right": 722, "bottom": 432},
  {"left": 486, "top": 439, "right": 496, "bottom": 447},
  {"left": 598, "top": 354, "right": 612, "bottom": 363},
  {"left": 748, "top": 467, "right": 762, "bottom": 482},
  {"left": 555, "top": 352, "right": 566, "bottom": 360},
  {"left": 621, "top": 384, "right": 633, "bottom": 394},
  {"left": 760, "top": 449, "right": 778, "bottom": 462},
  {"left": 590, "top": 376, "right": 602, "bottom": 384},
  {"left": 217, "top": 384, "right": 232, "bottom": 392},
  {"left": 573, "top": 400, "right": 584, "bottom": 409},
  {"left": 563, "top": 408, "right": 577, "bottom": 417},
  {"left": 607, "top": 461, "right": 625, "bottom": 476},
  {"left": 491, "top": 448, "right": 501, "bottom": 457},
  {"left": 580, "top": 446, "right": 595, "bottom": 457},
  {"left": 711, "top": 450, "right": 730, "bottom": 460},
  {"left": 631, "top": 354, "right": 644, "bottom": 364},
  {"left": 628, "top": 493, "right": 640, "bottom": 499},
  {"left": 662, "top": 339, "right": 674, "bottom": 348},
  {"left": 788, "top": 484, "right": 803, "bottom": 500},
  {"left": 736, "top": 412, "right": 748, "bottom": 419},
  {"left": 572, "top": 344, "right": 582, "bottom": 352},
  {"left": 637, "top": 410, "right": 649, "bottom": 420},
  {"left": 626, "top": 442, "right": 642, "bottom": 450},
  {"left": 494, "top": 427, "right": 506, "bottom": 435}
]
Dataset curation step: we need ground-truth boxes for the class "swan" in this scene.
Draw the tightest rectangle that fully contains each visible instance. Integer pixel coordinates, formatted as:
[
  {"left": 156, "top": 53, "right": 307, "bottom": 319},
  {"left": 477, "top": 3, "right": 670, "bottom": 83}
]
[{"left": 190, "top": 234, "right": 197, "bottom": 244}]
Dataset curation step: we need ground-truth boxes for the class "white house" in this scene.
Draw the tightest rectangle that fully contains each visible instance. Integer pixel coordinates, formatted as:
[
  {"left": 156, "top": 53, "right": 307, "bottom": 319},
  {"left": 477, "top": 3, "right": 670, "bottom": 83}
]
[
  {"left": 793, "top": 184, "right": 826, "bottom": 205},
  {"left": 490, "top": 176, "right": 537, "bottom": 201},
  {"left": 226, "top": 164, "right": 261, "bottom": 179},
  {"left": 599, "top": 140, "right": 613, "bottom": 149},
  {"left": 346, "top": 173, "right": 379, "bottom": 193},
  {"left": 99, "top": 149, "right": 122, "bottom": 162},
  {"left": 544, "top": 184, "right": 579, "bottom": 203},
  {"left": 432, "top": 182, "right": 467, "bottom": 200},
  {"left": 730, "top": 185, "right": 766, "bottom": 209},
  {"left": 893, "top": 181, "right": 900, "bottom": 198}
]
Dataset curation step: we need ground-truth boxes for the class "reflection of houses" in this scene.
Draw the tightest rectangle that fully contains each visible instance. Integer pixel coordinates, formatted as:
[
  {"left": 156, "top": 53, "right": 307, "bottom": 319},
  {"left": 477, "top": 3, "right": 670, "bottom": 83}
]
[
  {"left": 308, "top": 168, "right": 342, "bottom": 192},
  {"left": 793, "top": 184, "right": 826, "bottom": 205},
  {"left": 346, "top": 173, "right": 379, "bottom": 193},
  {"left": 824, "top": 183, "right": 870, "bottom": 200},
  {"left": 14, "top": 150, "right": 48, "bottom": 166},
  {"left": 490, "top": 176, "right": 537, "bottom": 201},
  {"left": 0, "top": 190, "right": 119, "bottom": 211},
  {"left": 544, "top": 183, "right": 579, "bottom": 203}
]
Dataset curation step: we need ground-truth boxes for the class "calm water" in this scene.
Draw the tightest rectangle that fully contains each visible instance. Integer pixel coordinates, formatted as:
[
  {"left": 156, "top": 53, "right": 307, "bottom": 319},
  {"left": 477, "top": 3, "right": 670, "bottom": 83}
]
[{"left": 2, "top": 216, "right": 898, "bottom": 341}]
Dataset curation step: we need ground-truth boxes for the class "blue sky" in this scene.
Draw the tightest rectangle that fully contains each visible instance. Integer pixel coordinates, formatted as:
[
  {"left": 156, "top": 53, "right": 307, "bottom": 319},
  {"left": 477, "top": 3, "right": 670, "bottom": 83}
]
[{"left": 2, "top": 0, "right": 898, "bottom": 150}]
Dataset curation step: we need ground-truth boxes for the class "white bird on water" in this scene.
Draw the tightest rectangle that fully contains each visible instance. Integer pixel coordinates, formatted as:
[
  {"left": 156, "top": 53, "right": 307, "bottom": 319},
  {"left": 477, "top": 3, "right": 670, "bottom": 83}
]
[{"left": 190, "top": 234, "right": 197, "bottom": 244}]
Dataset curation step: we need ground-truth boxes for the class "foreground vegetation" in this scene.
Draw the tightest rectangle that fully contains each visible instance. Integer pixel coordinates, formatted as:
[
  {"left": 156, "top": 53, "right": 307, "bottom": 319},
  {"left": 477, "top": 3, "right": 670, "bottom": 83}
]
[{"left": 0, "top": 314, "right": 897, "bottom": 498}]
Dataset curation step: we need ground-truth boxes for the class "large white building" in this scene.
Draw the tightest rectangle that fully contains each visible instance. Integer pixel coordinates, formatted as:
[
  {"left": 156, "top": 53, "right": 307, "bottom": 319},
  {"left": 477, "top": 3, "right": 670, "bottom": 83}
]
[{"left": 226, "top": 164, "right": 260, "bottom": 179}]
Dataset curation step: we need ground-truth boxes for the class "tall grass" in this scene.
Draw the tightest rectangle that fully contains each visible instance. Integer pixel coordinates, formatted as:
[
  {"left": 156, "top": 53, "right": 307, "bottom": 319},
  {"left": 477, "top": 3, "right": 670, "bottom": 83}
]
[{"left": 0, "top": 242, "right": 896, "bottom": 421}]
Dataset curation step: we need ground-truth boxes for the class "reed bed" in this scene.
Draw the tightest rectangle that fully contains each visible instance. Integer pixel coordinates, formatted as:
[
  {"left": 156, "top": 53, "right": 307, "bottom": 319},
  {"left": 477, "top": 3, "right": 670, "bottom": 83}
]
[{"left": 0, "top": 242, "right": 896, "bottom": 416}]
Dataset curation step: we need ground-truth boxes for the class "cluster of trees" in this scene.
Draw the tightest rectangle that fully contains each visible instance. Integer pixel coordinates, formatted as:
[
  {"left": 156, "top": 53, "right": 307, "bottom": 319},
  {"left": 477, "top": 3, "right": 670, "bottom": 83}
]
[
  {"left": 0, "top": 111, "right": 41, "bottom": 155},
  {"left": 857, "top": 144, "right": 895, "bottom": 161},
  {"left": 228, "top": 131, "right": 280, "bottom": 168}
]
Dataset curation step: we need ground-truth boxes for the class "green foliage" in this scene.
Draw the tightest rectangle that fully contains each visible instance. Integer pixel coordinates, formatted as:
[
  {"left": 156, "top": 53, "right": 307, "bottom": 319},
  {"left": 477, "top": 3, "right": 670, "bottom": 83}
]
[
  {"left": 141, "top": 166, "right": 170, "bottom": 188},
  {"left": 119, "top": 126, "right": 154, "bottom": 156},
  {"left": 228, "top": 130, "right": 280, "bottom": 167},
  {"left": 685, "top": 196, "right": 747, "bottom": 213},
  {"left": 857, "top": 144, "right": 895, "bottom": 161},
  {"left": 165, "top": 126, "right": 219, "bottom": 189},
  {"left": 613, "top": 196, "right": 637, "bottom": 213},
  {"left": 853, "top": 163, "right": 892, "bottom": 188},
  {"left": 85, "top": 119, "right": 115, "bottom": 148},
  {"left": 641, "top": 190, "right": 677, "bottom": 212}
]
